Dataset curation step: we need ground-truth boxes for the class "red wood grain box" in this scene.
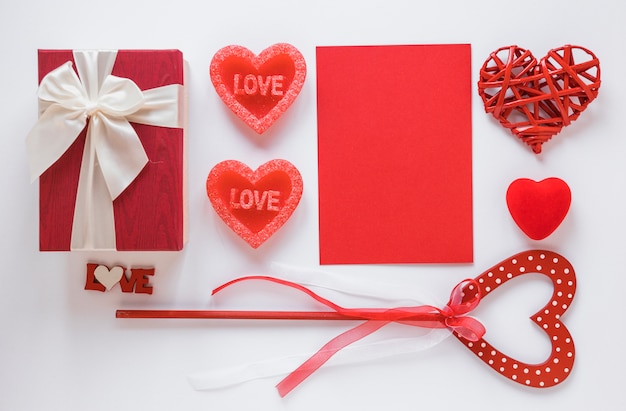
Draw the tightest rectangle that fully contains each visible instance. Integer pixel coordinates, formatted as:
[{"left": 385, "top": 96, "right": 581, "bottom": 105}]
[{"left": 29, "top": 49, "right": 187, "bottom": 251}]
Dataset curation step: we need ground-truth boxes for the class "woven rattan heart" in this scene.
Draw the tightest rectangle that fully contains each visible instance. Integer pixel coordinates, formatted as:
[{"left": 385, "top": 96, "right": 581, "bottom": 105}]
[{"left": 478, "top": 45, "right": 600, "bottom": 153}]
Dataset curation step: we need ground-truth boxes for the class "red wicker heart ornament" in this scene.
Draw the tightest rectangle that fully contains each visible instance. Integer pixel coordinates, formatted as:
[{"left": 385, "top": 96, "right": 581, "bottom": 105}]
[{"left": 478, "top": 45, "right": 600, "bottom": 153}]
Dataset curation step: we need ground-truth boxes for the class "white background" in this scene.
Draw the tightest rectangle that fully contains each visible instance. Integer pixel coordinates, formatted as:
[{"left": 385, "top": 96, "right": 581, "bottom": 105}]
[{"left": 1, "top": 0, "right": 624, "bottom": 409}]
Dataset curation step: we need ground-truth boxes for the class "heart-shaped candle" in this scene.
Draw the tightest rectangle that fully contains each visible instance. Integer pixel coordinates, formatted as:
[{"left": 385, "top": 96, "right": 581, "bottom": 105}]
[
  {"left": 506, "top": 178, "right": 572, "bottom": 240},
  {"left": 478, "top": 45, "right": 600, "bottom": 153},
  {"left": 206, "top": 160, "right": 303, "bottom": 248},
  {"left": 210, "top": 44, "right": 306, "bottom": 134}
]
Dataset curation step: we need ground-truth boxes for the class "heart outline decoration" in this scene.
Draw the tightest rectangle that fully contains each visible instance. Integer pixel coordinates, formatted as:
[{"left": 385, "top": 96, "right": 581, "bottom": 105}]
[
  {"left": 455, "top": 250, "right": 576, "bottom": 388},
  {"left": 506, "top": 178, "right": 572, "bottom": 240},
  {"left": 478, "top": 45, "right": 601, "bottom": 153},
  {"left": 210, "top": 43, "right": 307, "bottom": 134},
  {"left": 94, "top": 265, "right": 124, "bottom": 291},
  {"left": 206, "top": 159, "right": 303, "bottom": 248}
]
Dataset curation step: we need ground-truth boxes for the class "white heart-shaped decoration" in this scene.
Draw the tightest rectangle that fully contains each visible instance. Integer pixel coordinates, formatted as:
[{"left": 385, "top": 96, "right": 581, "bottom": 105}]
[{"left": 94, "top": 265, "right": 124, "bottom": 291}]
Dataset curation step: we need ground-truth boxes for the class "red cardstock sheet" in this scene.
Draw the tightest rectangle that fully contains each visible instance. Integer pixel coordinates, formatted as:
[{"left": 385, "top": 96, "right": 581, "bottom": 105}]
[{"left": 317, "top": 44, "right": 473, "bottom": 264}]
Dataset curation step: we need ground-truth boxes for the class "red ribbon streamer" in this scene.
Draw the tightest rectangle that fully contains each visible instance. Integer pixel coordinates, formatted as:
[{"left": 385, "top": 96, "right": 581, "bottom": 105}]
[{"left": 212, "top": 275, "right": 485, "bottom": 397}]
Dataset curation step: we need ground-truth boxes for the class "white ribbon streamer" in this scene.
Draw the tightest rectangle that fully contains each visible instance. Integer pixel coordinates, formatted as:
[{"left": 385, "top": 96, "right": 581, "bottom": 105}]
[
  {"left": 188, "top": 335, "right": 449, "bottom": 390},
  {"left": 188, "top": 264, "right": 450, "bottom": 391},
  {"left": 26, "top": 50, "right": 183, "bottom": 250}
]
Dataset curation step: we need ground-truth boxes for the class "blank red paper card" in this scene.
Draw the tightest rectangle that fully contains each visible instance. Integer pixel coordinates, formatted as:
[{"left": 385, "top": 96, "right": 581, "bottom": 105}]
[{"left": 317, "top": 44, "right": 473, "bottom": 264}]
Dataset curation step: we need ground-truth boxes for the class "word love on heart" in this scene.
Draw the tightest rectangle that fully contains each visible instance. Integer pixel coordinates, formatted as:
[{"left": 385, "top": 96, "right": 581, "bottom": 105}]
[
  {"left": 85, "top": 264, "right": 154, "bottom": 294},
  {"left": 233, "top": 74, "right": 285, "bottom": 97},
  {"left": 210, "top": 43, "right": 306, "bottom": 134},
  {"left": 229, "top": 188, "right": 281, "bottom": 211},
  {"left": 478, "top": 45, "right": 600, "bottom": 153},
  {"left": 206, "top": 159, "right": 303, "bottom": 248}
]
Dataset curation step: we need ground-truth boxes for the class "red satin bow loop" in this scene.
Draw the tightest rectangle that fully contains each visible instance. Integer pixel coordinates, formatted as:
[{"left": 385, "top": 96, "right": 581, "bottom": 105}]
[{"left": 213, "top": 276, "right": 485, "bottom": 397}]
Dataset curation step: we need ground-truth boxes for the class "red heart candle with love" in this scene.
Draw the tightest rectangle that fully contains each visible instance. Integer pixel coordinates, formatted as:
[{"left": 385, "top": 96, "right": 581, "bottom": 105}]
[
  {"left": 506, "top": 178, "right": 572, "bottom": 240},
  {"left": 478, "top": 45, "right": 600, "bottom": 153},
  {"left": 210, "top": 44, "right": 306, "bottom": 134},
  {"left": 206, "top": 160, "right": 303, "bottom": 248}
]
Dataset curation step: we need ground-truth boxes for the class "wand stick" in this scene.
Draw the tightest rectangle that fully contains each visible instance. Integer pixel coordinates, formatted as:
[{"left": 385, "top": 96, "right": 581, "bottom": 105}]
[{"left": 115, "top": 309, "right": 442, "bottom": 322}]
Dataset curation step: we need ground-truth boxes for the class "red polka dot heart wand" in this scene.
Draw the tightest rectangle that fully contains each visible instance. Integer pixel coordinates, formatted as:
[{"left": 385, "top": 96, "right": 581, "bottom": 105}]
[{"left": 117, "top": 250, "right": 576, "bottom": 396}]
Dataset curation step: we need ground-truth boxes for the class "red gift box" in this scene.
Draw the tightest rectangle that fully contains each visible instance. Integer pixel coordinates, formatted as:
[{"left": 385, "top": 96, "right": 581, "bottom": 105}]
[{"left": 28, "top": 49, "right": 186, "bottom": 251}]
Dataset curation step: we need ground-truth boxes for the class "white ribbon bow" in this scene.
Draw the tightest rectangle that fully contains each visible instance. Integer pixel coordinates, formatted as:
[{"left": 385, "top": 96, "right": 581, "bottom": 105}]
[{"left": 26, "top": 50, "right": 183, "bottom": 250}]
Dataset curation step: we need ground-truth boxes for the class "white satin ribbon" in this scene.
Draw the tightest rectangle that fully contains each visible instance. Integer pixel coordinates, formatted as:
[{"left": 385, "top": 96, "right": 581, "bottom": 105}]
[
  {"left": 188, "top": 335, "right": 449, "bottom": 390},
  {"left": 188, "top": 263, "right": 450, "bottom": 391},
  {"left": 26, "top": 50, "right": 183, "bottom": 250}
]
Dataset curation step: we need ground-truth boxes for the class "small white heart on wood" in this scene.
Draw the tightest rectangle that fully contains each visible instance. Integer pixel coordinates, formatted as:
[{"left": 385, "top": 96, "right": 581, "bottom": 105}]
[{"left": 94, "top": 265, "right": 124, "bottom": 291}]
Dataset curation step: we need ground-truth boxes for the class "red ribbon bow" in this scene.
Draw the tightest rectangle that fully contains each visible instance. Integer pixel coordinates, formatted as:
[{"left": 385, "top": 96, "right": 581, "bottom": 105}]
[{"left": 213, "top": 275, "right": 485, "bottom": 396}]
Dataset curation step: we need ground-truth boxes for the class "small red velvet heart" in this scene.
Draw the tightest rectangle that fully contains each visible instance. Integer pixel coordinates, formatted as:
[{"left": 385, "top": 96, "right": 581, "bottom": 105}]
[
  {"left": 506, "top": 178, "right": 571, "bottom": 240},
  {"left": 206, "top": 160, "right": 303, "bottom": 248},
  {"left": 210, "top": 43, "right": 306, "bottom": 134},
  {"left": 478, "top": 45, "right": 601, "bottom": 153}
]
